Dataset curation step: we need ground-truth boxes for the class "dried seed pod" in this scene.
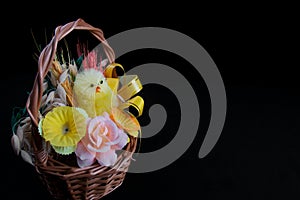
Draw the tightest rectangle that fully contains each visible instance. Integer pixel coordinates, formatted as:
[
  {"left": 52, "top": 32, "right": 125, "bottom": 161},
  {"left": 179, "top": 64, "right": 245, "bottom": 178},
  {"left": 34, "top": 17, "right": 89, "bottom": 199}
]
[
  {"left": 20, "top": 150, "right": 33, "bottom": 165},
  {"left": 56, "top": 84, "right": 66, "bottom": 104},
  {"left": 45, "top": 91, "right": 55, "bottom": 105},
  {"left": 69, "top": 63, "right": 78, "bottom": 78},
  {"left": 11, "top": 134, "right": 20, "bottom": 155},
  {"left": 52, "top": 101, "right": 66, "bottom": 107},
  {"left": 59, "top": 69, "right": 69, "bottom": 83},
  {"left": 41, "top": 93, "right": 48, "bottom": 107},
  {"left": 16, "top": 125, "right": 24, "bottom": 144},
  {"left": 20, "top": 116, "right": 31, "bottom": 125},
  {"left": 42, "top": 81, "right": 48, "bottom": 93}
]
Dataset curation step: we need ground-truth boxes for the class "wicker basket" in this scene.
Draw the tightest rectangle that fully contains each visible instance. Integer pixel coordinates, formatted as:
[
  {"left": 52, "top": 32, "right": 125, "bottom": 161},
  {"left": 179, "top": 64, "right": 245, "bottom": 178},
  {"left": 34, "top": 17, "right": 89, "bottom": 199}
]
[{"left": 22, "top": 18, "right": 137, "bottom": 200}]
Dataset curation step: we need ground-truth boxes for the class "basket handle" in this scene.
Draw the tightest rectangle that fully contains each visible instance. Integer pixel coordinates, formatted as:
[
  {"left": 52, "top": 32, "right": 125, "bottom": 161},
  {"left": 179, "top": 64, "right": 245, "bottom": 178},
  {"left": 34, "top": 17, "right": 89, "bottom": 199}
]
[{"left": 26, "top": 18, "right": 115, "bottom": 128}]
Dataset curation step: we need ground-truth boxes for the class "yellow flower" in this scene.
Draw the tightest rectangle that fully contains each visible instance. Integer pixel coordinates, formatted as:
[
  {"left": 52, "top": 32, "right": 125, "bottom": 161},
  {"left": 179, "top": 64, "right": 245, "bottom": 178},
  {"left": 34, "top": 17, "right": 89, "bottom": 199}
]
[{"left": 41, "top": 106, "right": 87, "bottom": 154}]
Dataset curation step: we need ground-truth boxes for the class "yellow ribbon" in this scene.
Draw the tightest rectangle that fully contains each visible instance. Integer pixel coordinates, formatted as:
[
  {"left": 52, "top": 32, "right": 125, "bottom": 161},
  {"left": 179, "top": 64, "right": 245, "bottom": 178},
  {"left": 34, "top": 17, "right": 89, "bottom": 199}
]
[
  {"left": 105, "top": 63, "right": 144, "bottom": 117},
  {"left": 104, "top": 63, "right": 125, "bottom": 78},
  {"left": 118, "top": 96, "right": 144, "bottom": 117}
]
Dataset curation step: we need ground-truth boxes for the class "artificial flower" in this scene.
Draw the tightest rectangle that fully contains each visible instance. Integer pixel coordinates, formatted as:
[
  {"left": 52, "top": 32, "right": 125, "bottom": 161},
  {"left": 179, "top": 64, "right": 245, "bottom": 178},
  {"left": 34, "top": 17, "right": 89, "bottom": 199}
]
[
  {"left": 41, "top": 106, "right": 87, "bottom": 154},
  {"left": 75, "top": 112, "right": 129, "bottom": 167},
  {"left": 110, "top": 107, "right": 141, "bottom": 137}
]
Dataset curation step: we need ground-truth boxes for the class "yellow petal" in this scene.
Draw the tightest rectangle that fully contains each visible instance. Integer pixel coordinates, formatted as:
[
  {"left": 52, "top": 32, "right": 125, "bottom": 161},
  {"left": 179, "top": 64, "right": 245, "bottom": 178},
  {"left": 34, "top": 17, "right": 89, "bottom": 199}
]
[
  {"left": 42, "top": 106, "right": 86, "bottom": 147},
  {"left": 111, "top": 107, "right": 140, "bottom": 137}
]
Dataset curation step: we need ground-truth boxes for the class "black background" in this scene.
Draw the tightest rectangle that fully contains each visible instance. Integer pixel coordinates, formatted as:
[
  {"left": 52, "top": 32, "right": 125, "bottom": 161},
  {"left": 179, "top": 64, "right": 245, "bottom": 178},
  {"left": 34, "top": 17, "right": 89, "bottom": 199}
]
[{"left": 1, "top": 3, "right": 299, "bottom": 200}]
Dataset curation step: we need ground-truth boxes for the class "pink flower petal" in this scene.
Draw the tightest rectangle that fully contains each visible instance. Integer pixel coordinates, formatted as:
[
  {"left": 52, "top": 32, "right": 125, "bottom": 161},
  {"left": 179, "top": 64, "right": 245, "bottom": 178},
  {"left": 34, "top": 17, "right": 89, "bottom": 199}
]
[
  {"left": 75, "top": 141, "right": 96, "bottom": 161},
  {"left": 96, "top": 150, "right": 117, "bottom": 166},
  {"left": 88, "top": 126, "right": 102, "bottom": 147},
  {"left": 88, "top": 117, "right": 98, "bottom": 134},
  {"left": 112, "top": 131, "right": 129, "bottom": 150},
  {"left": 87, "top": 143, "right": 110, "bottom": 153},
  {"left": 102, "top": 112, "right": 109, "bottom": 118},
  {"left": 105, "top": 135, "right": 121, "bottom": 146},
  {"left": 77, "top": 157, "right": 96, "bottom": 168},
  {"left": 103, "top": 115, "right": 119, "bottom": 140}
]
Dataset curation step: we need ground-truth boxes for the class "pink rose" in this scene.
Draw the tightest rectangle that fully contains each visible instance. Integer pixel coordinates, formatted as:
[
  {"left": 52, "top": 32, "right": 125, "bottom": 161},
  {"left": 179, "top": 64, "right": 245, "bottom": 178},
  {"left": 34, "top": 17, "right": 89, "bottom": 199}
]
[{"left": 75, "top": 112, "right": 128, "bottom": 167}]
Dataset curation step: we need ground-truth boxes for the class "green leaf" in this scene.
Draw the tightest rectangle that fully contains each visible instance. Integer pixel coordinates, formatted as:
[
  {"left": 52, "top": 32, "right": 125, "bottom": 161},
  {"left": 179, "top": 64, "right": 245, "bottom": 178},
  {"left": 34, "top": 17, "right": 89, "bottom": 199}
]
[{"left": 76, "top": 55, "right": 83, "bottom": 68}]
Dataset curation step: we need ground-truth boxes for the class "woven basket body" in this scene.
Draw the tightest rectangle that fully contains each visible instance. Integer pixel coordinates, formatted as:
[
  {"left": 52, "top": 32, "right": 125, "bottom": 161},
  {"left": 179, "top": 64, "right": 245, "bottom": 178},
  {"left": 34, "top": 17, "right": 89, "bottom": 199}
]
[
  {"left": 24, "top": 18, "right": 137, "bottom": 200},
  {"left": 34, "top": 137, "right": 136, "bottom": 200}
]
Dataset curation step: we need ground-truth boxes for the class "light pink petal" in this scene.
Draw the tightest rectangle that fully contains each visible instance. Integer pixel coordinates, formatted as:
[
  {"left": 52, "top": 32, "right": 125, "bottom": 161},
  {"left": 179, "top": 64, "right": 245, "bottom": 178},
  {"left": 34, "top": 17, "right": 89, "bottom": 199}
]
[
  {"left": 104, "top": 116, "right": 119, "bottom": 140},
  {"left": 87, "top": 143, "right": 110, "bottom": 153},
  {"left": 88, "top": 117, "right": 99, "bottom": 134},
  {"left": 77, "top": 157, "right": 96, "bottom": 168},
  {"left": 102, "top": 112, "right": 109, "bottom": 118},
  {"left": 105, "top": 135, "right": 120, "bottom": 146},
  {"left": 96, "top": 132, "right": 103, "bottom": 146},
  {"left": 108, "top": 126, "right": 119, "bottom": 141},
  {"left": 75, "top": 141, "right": 96, "bottom": 160},
  {"left": 112, "top": 131, "right": 129, "bottom": 150},
  {"left": 88, "top": 125, "right": 102, "bottom": 147},
  {"left": 96, "top": 150, "right": 117, "bottom": 167}
]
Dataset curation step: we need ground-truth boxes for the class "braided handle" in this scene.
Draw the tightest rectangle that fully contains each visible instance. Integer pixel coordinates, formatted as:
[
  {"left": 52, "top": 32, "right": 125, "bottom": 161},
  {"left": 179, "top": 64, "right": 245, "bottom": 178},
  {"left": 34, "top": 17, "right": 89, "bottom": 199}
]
[{"left": 26, "top": 18, "right": 115, "bottom": 127}]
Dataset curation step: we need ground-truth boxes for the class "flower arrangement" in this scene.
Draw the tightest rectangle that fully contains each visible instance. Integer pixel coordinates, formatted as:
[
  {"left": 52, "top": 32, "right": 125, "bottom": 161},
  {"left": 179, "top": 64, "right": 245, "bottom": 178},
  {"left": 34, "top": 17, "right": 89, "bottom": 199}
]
[
  {"left": 10, "top": 19, "right": 144, "bottom": 200},
  {"left": 11, "top": 23, "right": 144, "bottom": 169}
]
